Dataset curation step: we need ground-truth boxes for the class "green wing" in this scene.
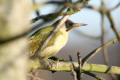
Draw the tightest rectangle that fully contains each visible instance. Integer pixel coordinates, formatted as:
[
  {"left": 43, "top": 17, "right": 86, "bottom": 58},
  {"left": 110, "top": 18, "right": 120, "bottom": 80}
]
[{"left": 29, "top": 26, "right": 54, "bottom": 57}]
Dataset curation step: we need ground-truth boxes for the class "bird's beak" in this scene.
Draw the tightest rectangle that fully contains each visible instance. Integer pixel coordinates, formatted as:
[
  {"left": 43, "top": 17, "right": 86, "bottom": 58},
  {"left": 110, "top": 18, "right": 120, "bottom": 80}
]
[{"left": 66, "top": 23, "right": 87, "bottom": 31}]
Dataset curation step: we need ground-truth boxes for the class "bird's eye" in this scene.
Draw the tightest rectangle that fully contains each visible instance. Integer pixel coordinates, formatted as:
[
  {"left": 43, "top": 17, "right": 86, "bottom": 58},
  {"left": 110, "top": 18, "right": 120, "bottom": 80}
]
[{"left": 65, "top": 21, "right": 73, "bottom": 28}]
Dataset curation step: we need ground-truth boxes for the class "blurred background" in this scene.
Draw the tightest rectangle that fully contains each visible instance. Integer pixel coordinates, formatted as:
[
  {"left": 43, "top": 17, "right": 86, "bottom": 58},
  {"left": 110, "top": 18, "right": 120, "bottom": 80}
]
[{"left": 31, "top": 0, "right": 120, "bottom": 80}]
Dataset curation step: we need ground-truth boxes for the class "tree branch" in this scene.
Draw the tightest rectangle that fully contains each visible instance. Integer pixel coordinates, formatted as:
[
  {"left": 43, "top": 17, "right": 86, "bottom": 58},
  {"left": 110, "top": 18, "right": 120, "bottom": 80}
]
[
  {"left": 82, "top": 38, "right": 119, "bottom": 64},
  {"left": 29, "top": 59, "right": 120, "bottom": 75}
]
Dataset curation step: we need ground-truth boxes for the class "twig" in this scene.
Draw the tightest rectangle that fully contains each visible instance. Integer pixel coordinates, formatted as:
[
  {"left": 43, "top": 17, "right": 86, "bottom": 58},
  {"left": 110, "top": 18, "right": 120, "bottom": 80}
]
[
  {"left": 82, "top": 38, "right": 119, "bottom": 64},
  {"left": 71, "top": 65, "right": 77, "bottom": 80},
  {"left": 31, "top": 13, "right": 59, "bottom": 23},
  {"left": 69, "top": 55, "right": 77, "bottom": 80},
  {"left": 84, "top": 71, "right": 105, "bottom": 80},
  {"left": 70, "top": 52, "right": 83, "bottom": 80},
  {"left": 69, "top": 54, "right": 104, "bottom": 80},
  {"left": 100, "top": 1, "right": 117, "bottom": 79},
  {"left": 85, "top": 5, "right": 100, "bottom": 11},
  {"left": 69, "top": 55, "right": 76, "bottom": 69},
  {"left": 106, "top": 11, "right": 120, "bottom": 40},
  {"left": 45, "top": 1, "right": 66, "bottom": 5},
  {"left": 77, "top": 52, "right": 82, "bottom": 80},
  {"left": 109, "top": 1, "right": 120, "bottom": 11},
  {"left": 32, "top": 6, "right": 66, "bottom": 23},
  {"left": 100, "top": 0, "right": 110, "bottom": 66},
  {"left": 32, "top": 1, "right": 90, "bottom": 16}
]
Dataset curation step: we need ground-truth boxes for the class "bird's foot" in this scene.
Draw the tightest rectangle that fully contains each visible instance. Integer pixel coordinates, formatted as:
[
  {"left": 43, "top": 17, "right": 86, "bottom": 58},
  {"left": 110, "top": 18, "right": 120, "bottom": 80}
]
[
  {"left": 40, "top": 58, "right": 57, "bottom": 69},
  {"left": 48, "top": 56, "right": 59, "bottom": 61},
  {"left": 49, "top": 56, "right": 66, "bottom": 61}
]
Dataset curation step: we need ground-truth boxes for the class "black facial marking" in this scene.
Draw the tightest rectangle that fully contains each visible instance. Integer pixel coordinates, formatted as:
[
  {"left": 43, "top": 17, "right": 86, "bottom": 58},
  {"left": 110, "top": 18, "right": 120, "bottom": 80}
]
[{"left": 65, "top": 20, "right": 73, "bottom": 28}]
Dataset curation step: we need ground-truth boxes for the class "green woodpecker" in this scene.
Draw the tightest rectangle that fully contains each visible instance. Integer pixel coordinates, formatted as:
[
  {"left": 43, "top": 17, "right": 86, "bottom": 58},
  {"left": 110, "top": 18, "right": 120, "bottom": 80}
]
[{"left": 29, "top": 19, "right": 86, "bottom": 59}]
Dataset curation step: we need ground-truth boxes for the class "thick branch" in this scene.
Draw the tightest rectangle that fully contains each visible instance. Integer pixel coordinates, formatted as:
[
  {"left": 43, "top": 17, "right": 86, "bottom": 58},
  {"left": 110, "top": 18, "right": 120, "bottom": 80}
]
[{"left": 29, "top": 59, "right": 120, "bottom": 75}]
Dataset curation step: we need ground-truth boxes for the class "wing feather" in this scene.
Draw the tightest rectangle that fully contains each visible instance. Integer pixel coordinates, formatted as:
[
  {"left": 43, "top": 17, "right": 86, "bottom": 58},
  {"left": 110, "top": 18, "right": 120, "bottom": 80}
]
[{"left": 29, "top": 26, "right": 54, "bottom": 56}]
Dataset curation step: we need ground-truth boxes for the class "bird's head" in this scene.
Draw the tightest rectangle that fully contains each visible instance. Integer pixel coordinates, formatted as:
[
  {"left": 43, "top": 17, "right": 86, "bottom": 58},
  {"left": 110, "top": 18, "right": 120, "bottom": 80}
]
[
  {"left": 65, "top": 19, "right": 87, "bottom": 31},
  {"left": 54, "top": 19, "right": 86, "bottom": 32}
]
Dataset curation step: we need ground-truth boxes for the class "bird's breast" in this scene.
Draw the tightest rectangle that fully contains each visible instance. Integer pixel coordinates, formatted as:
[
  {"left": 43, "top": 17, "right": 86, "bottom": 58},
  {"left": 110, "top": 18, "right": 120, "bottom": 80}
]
[{"left": 39, "top": 29, "right": 68, "bottom": 58}]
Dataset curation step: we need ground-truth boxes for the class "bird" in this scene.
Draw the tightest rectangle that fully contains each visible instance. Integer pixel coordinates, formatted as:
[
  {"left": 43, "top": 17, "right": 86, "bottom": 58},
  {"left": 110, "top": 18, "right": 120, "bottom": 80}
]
[{"left": 29, "top": 19, "right": 86, "bottom": 59}]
